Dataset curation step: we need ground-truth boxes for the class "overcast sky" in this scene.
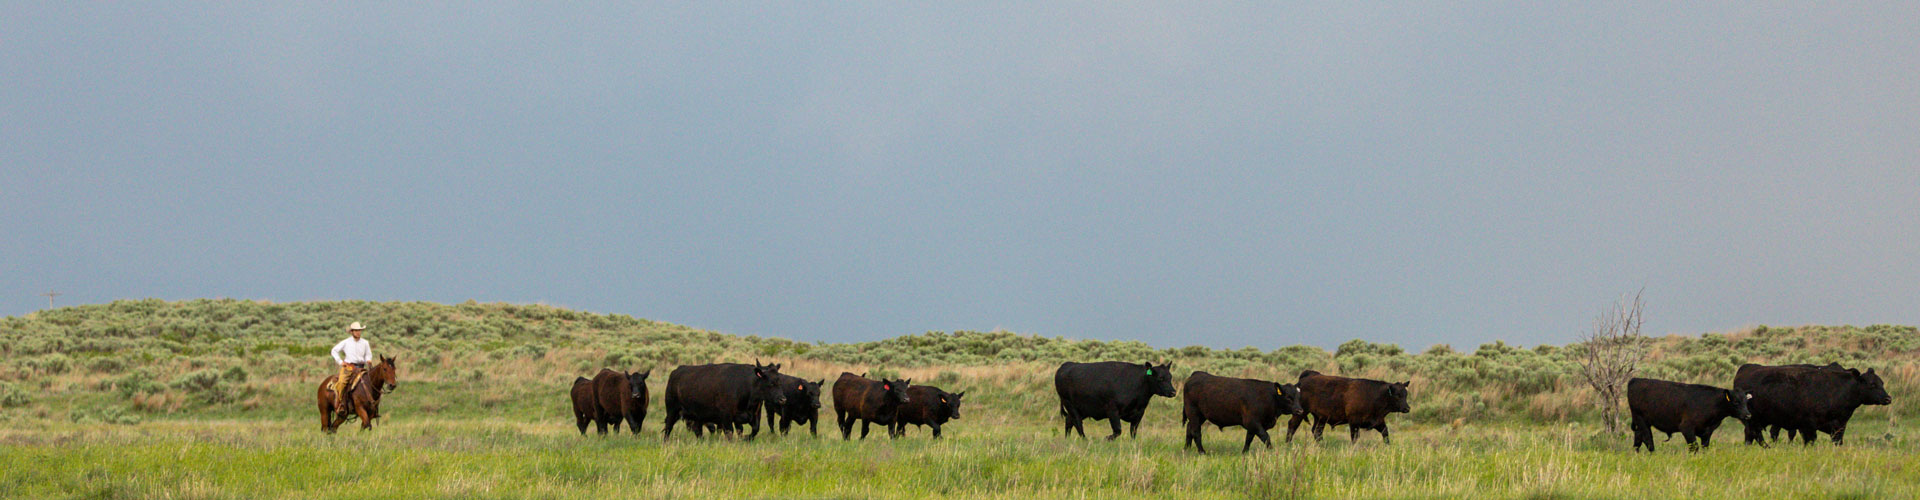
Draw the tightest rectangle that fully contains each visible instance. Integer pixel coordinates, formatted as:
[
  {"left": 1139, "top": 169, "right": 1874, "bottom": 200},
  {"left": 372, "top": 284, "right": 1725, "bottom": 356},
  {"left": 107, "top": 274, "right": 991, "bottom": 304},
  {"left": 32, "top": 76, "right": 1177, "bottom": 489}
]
[{"left": 5, "top": 3, "right": 1917, "bottom": 349}]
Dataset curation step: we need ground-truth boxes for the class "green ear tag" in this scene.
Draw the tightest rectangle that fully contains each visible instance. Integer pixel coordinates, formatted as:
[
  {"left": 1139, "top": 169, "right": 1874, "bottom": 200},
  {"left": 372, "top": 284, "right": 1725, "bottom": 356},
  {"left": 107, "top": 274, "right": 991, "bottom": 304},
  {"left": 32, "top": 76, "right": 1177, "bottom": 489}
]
[{"left": 1146, "top": 369, "right": 1153, "bottom": 376}]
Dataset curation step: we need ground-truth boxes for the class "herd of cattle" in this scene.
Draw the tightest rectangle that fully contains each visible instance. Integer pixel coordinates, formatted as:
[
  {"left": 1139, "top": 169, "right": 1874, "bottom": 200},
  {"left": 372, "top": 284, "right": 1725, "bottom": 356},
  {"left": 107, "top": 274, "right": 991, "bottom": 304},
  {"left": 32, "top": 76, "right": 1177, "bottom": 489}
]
[{"left": 565, "top": 360, "right": 1893, "bottom": 454}]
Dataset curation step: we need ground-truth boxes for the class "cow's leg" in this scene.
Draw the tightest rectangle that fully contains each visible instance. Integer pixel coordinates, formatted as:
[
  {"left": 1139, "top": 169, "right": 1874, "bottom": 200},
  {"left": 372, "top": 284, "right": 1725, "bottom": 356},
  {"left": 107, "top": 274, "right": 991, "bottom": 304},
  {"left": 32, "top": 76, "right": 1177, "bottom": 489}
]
[
  {"left": 1377, "top": 423, "right": 1391, "bottom": 445},
  {"left": 1128, "top": 419, "right": 1140, "bottom": 439},
  {"left": 808, "top": 417, "right": 819, "bottom": 437},
  {"left": 1348, "top": 426, "right": 1361, "bottom": 443},
  {"left": 1242, "top": 427, "right": 1259, "bottom": 453},
  {"left": 1741, "top": 420, "right": 1765, "bottom": 447},
  {"left": 1104, "top": 410, "right": 1125, "bottom": 441},
  {"left": 1682, "top": 430, "right": 1700, "bottom": 452},
  {"left": 1832, "top": 425, "right": 1846, "bottom": 446},
  {"left": 1632, "top": 422, "right": 1651, "bottom": 452},
  {"left": 1185, "top": 416, "right": 1204, "bottom": 453},
  {"left": 596, "top": 415, "right": 610, "bottom": 435},
  {"left": 931, "top": 423, "right": 942, "bottom": 439},
  {"left": 1768, "top": 425, "right": 1782, "bottom": 443},
  {"left": 661, "top": 406, "right": 680, "bottom": 441},
  {"left": 1311, "top": 418, "right": 1326, "bottom": 442},
  {"left": 1285, "top": 414, "right": 1305, "bottom": 443},
  {"left": 1800, "top": 428, "right": 1816, "bottom": 445},
  {"left": 860, "top": 420, "right": 872, "bottom": 440},
  {"left": 610, "top": 419, "right": 622, "bottom": 434}
]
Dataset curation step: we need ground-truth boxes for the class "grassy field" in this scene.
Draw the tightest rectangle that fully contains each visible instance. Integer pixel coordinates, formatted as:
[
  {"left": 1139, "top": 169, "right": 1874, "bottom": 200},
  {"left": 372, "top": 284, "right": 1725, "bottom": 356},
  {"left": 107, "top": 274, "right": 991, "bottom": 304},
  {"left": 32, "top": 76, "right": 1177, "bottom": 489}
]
[
  {"left": 2, "top": 300, "right": 1914, "bottom": 498},
  {"left": 4, "top": 417, "right": 1913, "bottom": 499}
]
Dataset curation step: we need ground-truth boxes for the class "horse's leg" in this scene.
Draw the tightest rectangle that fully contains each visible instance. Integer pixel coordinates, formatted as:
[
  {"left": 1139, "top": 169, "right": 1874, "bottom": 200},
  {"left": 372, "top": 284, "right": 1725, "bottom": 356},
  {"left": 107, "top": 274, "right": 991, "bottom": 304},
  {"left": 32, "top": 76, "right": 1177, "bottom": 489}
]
[
  {"left": 318, "top": 392, "right": 333, "bottom": 433},
  {"left": 355, "top": 401, "right": 373, "bottom": 431}
]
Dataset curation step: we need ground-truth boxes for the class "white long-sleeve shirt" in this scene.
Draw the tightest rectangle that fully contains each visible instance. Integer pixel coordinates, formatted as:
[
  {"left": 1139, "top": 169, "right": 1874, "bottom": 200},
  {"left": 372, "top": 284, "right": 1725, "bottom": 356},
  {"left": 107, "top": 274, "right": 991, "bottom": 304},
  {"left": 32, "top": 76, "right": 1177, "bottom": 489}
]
[{"left": 331, "top": 337, "right": 373, "bottom": 365}]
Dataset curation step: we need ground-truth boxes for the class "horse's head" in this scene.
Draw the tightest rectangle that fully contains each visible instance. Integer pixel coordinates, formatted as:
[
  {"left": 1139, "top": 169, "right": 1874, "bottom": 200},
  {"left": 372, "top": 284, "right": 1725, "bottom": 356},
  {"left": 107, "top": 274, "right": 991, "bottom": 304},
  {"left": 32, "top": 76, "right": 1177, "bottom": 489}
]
[{"left": 373, "top": 355, "right": 399, "bottom": 394}]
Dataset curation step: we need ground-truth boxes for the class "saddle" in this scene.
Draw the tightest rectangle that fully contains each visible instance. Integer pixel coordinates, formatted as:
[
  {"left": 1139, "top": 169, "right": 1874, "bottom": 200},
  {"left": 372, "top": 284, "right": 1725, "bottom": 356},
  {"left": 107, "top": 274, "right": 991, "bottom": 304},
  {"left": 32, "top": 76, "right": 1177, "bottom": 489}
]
[{"left": 337, "top": 367, "right": 368, "bottom": 413}]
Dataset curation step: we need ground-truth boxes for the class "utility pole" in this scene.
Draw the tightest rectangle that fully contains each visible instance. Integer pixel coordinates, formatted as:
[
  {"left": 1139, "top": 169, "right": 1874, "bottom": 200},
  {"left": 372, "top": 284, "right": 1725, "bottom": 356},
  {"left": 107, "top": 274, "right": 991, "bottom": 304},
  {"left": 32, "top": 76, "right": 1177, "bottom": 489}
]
[{"left": 40, "top": 291, "right": 62, "bottom": 310}]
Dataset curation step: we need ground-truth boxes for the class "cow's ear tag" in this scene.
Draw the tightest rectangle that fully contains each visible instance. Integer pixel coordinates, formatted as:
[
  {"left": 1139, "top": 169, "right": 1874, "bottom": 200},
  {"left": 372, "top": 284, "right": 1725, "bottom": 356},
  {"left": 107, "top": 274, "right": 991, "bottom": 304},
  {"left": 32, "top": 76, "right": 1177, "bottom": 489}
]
[
  {"left": 1146, "top": 369, "right": 1154, "bottom": 376},
  {"left": 884, "top": 383, "right": 891, "bottom": 390},
  {"left": 1276, "top": 388, "right": 1284, "bottom": 395},
  {"left": 1746, "top": 393, "right": 1754, "bottom": 400},
  {"left": 1724, "top": 394, "right": 1731, "bottom": 402}
]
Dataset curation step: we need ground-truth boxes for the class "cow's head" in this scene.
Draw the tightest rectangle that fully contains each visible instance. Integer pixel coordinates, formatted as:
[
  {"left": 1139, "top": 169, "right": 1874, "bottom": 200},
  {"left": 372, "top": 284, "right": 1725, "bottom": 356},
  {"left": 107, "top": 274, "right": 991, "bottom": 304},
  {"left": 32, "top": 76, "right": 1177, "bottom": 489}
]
[
  {"left": 1721, "top": 389, "right": 1754, "bottom": 420},
  {"left": 942, "top": 390, "right": 966, "bottom": 420},
  {"left": 753, "top": 360, "right": 788, "bottom": 406},
  {"left": 1144, "top": 361, "right": 1176, "bottom": 397},
  {"left": 1384, "top": 381, "right": 1411, "bottom": 413},
  {"left": 779, "top": 376, "right": 823, "bottom": 410},
  {"left": 1273, "top": 382, "right": 1306, "bottom": 416},
  {"left": 881, "top": 378, "right": 912, "bottom": 405},
  {"left": 626, "top": 370, "right": 649, "bottom": 401},
  {"left": 1851, "top": 368, "right": 1892, "bottom": 406}
]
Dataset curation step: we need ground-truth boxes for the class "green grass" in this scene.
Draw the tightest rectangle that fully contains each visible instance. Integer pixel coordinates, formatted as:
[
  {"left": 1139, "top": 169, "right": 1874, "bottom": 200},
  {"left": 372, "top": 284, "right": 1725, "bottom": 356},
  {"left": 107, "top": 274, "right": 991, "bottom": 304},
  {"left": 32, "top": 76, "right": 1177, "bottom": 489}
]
[
  {"left": 4, "top": 300, "right": 1916, "bottom": 498},
  {"left": 3, "top": 417, "right": 1913, "bottom": 499}
]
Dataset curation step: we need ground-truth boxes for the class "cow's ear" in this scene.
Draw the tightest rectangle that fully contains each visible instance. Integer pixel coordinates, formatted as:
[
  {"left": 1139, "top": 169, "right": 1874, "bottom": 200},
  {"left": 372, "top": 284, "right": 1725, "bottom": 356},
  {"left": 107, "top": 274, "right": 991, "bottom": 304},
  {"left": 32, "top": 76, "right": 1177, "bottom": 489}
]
[
  {"left": 955, "top": 391, "right": 965, "bottom": 399},
  {"left": 816, "top": 379, "right": 825, "bottom": 386},
  {"left": 1848, "top": 368, "right": 1861, "bottom": 377},
  {"left": 640, "top": 370, "right": 651, "bottom": 380},
  {"left": 755, "top": 367, "right": 767, "bottom": 378}
]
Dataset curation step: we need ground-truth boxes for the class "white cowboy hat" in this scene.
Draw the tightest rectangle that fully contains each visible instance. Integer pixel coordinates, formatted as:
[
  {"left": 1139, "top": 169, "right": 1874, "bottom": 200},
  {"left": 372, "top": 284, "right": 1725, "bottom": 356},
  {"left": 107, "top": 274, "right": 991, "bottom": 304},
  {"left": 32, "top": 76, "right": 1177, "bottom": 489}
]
[{"left": 348, "top": 322, "right": 365, "bottom": 331}]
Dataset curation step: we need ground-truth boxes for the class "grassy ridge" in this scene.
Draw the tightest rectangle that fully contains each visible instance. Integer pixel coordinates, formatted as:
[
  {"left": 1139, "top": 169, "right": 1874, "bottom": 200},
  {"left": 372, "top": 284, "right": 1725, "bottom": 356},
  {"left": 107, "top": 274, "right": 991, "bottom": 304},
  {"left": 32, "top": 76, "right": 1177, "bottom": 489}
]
[{"left": 2, "top": 299, "right": 1915, "bottom": 426}]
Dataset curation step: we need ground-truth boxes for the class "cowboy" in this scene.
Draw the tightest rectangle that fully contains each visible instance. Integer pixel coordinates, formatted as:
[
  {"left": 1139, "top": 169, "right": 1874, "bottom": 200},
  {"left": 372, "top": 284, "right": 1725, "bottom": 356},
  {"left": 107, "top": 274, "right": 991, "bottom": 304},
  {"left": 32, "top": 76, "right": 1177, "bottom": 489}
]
[{"left": 330, "top": 322, "right": 374, "bottom": 414}]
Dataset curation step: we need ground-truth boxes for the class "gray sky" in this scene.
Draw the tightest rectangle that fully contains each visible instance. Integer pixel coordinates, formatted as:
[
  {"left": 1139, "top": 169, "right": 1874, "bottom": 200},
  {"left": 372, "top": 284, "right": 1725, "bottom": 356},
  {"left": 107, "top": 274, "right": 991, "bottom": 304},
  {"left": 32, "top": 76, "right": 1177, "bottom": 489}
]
[{"left": 5, "top": 3, "right": 1917, "bottom": 349}]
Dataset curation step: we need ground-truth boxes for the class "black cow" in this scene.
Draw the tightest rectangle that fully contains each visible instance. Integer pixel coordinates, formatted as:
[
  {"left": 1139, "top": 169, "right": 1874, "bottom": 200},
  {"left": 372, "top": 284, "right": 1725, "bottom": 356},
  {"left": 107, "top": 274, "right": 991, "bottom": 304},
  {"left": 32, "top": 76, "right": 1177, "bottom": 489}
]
[
  {"left": 1054, "top": 361, "right": 1176, "bottom": 440},
  {"left": 1286, "top": 370, "right": 1410, "bottom": 445},
  {"left": 569, "top": 377, "right": 595, "bottom": 435},
  {"left": 831, "top": 372, "right": 911, "bottom": 440},
  {"left": 891, "top": 385, "right": 964, "bottom": 439},
  {"left": 1626, "top": 377, "right": 1752, "bottom": 452},
  {"left": 1735, "top": 362, "right": 1891, "bottom": 446},
  {"left": 661, "top": 361, "right": 786, "bottom": 441},
  {"left": 586, "top": 369, "right": 649, "bottom": 435},
  {"left": 1181, "top": 371, "right": 1305, "bottom": 454},
  {"left": 764, "top": 374, "right": 825, "bottom": 437}
]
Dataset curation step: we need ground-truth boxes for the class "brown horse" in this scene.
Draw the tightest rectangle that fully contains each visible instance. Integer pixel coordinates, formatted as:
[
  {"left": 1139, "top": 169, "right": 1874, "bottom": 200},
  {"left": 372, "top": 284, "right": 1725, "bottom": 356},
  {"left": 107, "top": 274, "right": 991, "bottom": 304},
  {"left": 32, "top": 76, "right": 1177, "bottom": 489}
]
[{"left": 317, "top": 356, "right": 399, "bottom": 433}]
